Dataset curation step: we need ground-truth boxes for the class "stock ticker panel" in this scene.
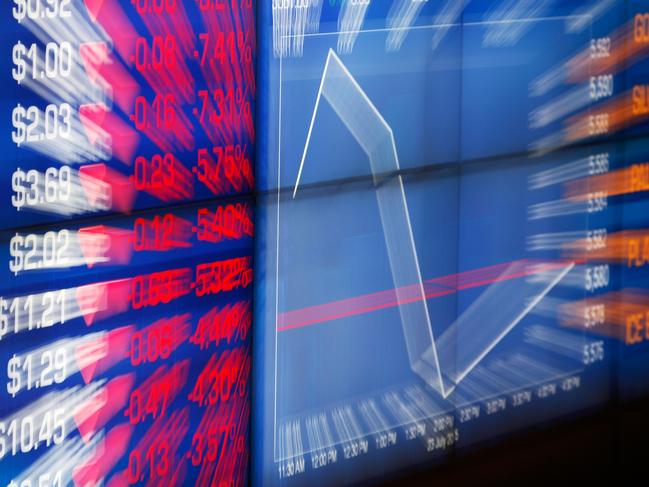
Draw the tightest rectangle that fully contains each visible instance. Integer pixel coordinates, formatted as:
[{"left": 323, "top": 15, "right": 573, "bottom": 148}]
[
  {"left": 254, "top": 1, "right": 649, "bottom": 486},
  {"left": 0, "top": 0, "right": 255, "bottom": 486}
]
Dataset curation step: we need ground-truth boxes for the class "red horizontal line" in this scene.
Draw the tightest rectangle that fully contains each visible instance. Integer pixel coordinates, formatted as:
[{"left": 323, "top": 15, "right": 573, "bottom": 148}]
[{"left": 277, "top": 259, "right": 574, "bottom": 332}]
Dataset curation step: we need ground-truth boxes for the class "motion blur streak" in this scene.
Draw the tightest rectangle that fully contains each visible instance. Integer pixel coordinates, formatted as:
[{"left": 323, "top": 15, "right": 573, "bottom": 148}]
[
  {"left": 562, "top": 290, "right": 649, "bottom": 345},
  {"left": 566, "top": 161, "right": 649, "bottom": 199},
  {"left": 431, "top": 0, "right": 468, "bottom": 49},
  {"left": 386, "top": 0, "right": 428, "bottom": 52},
  {"left": 563, "top": 229, "right": 649, "bottom": 267},
  {"left": 337, "top": 0, "right": 371, "bottom": 54},
  {"left": 567, "top": 0, "right": 616, "bottom": 33},
  {"left": 481, "top": 0, "right": 553, "bottom": 47},
  {"left": 272, "top": 0, "right": 319, "bottom": 58}
]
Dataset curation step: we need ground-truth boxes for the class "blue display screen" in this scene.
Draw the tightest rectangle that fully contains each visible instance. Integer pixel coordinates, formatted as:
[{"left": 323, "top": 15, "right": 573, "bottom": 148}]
[{"left": 253, "top": 1, "right": 649, "bottom": 485}]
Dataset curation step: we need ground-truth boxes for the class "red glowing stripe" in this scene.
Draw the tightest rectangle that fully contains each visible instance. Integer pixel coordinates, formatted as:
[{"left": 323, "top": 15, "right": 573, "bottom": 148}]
[{"left": 277, "top": 260, "right": 574, "bottom": 332}]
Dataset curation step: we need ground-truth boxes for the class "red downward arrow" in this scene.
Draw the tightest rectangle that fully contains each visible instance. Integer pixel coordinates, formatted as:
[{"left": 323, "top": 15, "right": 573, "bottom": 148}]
[
  {"left": 79, "top": 42, "right": 107, "bottom": 85},
  {"left": 82, "top": 0, "right": 106, "bottom": 21},
  {"left": 73, "top": 374, "right": 135, "bottom": 443},
  {"left": 78, "top": 163, "right": 135, "bottom": 214},
  {"left": 79, "top": 103, "right": 106, "bottom": 147},
  {"left": 83, "top": 0, "right": 137, "bottom": 66},
  {"left": 72, "top": 422, "right": 133, "bottom": 487},
  {"left": 73, "top": 387, "right": 106, "bottom": 443},
  {"left": 75, "top": 326, "right": 134, "bottom": 383},
  {"left": 75, "top": 279, "right": 131, "bottom": 326},
  {"left": 77, "top": 225, "right": 133, "bottom": 269},
  {"left": 75, "top": 336, "right": 106, "bottom": 384},
  {"left": 79, "top": 42, "right": 139, "bottom": 113},
  {"left": 79, "top": 103, "right": 139, "bottom": 165}
]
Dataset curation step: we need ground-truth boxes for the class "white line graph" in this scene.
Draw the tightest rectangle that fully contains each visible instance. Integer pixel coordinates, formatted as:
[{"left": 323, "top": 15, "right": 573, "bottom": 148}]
[
  {"left": 293, "top": 49, "right": 443, "bottom": 396},
  {"left": 270, "top": 14, "right": 594, "bottom": 464},
  {"left": 291, "top": 49, "right": 574, "bottom": 400}
]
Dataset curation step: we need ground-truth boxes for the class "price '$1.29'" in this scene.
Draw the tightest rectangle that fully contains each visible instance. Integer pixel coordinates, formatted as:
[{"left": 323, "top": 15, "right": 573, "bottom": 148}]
[{"left": 7, "top": 349, "right": 67, "bottom": 398}]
